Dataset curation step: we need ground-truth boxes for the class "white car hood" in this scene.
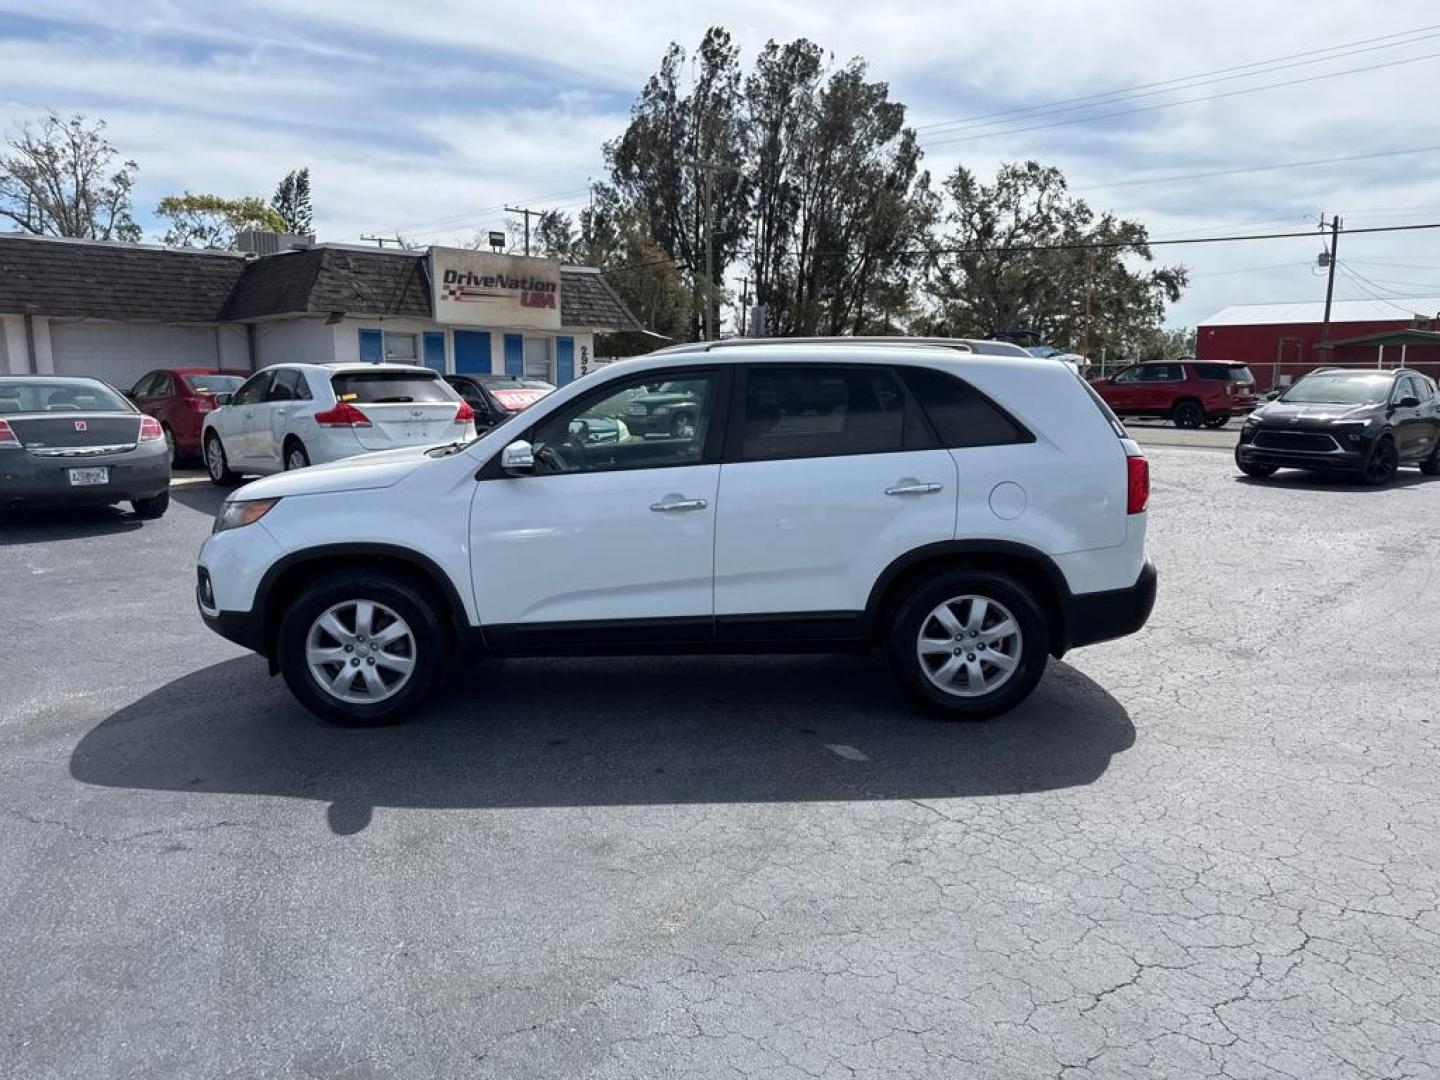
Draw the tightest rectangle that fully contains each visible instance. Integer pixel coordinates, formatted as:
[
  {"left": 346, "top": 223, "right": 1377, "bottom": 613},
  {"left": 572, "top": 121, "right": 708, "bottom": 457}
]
[{"left": 236, "top": 444, "right": 438, "bottom": 498}]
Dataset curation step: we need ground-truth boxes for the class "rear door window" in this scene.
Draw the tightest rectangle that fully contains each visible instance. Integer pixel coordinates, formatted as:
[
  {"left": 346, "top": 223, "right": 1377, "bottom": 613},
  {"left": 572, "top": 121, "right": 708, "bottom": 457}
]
[
  {"left": 267, "top": 369, "right": 311, "bottom": 402},
  {"left": 331, "top": 370, "right": 453, "bottom": 404},
  {"left": 900, "top": 366, "right": 1032, "bottom": 447},
  {"left": 734, "top": 367, "right": 907, "bottom": 462}
]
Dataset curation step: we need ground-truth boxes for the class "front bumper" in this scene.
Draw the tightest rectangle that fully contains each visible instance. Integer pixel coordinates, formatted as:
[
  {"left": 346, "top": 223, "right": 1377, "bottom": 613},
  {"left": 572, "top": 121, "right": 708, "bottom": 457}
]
[
  {"left": 0, "top": 443, "right": 170, "bottom": 508},
  {"left": 1235, "top": 426, "right": 1370, "bottom": 473},
  {"left": 1062, "top": 559, "right": 1158, "bottom": 651}
]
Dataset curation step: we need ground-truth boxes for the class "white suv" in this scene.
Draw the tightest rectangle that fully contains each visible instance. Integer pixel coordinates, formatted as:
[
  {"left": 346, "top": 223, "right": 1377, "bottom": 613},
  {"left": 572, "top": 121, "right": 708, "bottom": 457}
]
[
  {"left": 201, "top": 363, "right": 475, "bottom": 482},
  {"left": 196, "top": 342, "right": 1155, "bottom": 725}
]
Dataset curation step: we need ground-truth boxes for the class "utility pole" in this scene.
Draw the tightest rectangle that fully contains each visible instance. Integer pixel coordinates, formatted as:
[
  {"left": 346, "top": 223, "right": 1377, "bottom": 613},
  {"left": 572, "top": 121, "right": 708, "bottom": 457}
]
[
  {"left": 504, "top": 205, "right": 540, "bottom": 257},
  {"left": 1081, "top": 249, "right": 1096, "bottom": 362},
  {"left": 736, "top": 276, "right": 750, "bottom": 336},
  {"left": 681, "top": 158, "right": 723, "bottom": 340},
  {"left": 1320, "top": 214, "right": 1342, "bottom": 347}
]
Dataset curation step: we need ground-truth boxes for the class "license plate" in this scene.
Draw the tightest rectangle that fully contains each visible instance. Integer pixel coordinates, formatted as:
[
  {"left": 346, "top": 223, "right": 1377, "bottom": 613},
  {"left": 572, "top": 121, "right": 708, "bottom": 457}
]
[{"left": 68, "top": 467, "right": 109, "bottom": 486}]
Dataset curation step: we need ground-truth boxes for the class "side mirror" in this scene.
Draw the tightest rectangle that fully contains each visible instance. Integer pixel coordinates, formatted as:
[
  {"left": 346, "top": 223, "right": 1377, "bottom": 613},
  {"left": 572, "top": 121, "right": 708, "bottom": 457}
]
[
  {"left": 215, "top": 392, "right": 233, "bottom": 406},
  {"left": 1398, "top": 396, "right": 1422, "bottom": 409},
  {"left": 501, "top": 439, "right": 535, "bottom": 475}
]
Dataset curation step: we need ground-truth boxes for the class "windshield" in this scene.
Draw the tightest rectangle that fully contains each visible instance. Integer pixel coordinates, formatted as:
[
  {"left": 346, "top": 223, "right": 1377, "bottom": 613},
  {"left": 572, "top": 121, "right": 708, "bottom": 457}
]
[
  {"left": 0, "top": 379, "right": 131, "bottom": 414},
  {"left": 330, "top": 370, "right": 453, "bottom": 404},
  {"left": 1280, "top": 372, "right": 1393, "bottom": 405},
  {"left": 186, "top": 374, "right": 245, "bottom": 394}
]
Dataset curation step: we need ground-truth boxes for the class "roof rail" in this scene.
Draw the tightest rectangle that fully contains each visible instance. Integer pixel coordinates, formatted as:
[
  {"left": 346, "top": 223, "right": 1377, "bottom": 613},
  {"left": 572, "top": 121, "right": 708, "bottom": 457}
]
[{"left": 652, "top": 336, "right": 1031, "bottom": 357}]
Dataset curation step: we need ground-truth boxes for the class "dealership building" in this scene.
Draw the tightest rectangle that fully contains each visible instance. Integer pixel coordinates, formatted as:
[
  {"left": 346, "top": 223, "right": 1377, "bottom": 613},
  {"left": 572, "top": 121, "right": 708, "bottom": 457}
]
[
  {"left": 0, "top": 234, "right": 643, "bottom": 389},
  {"left": 1197, "top": 296, "right": 1440, "bottom": 391}
]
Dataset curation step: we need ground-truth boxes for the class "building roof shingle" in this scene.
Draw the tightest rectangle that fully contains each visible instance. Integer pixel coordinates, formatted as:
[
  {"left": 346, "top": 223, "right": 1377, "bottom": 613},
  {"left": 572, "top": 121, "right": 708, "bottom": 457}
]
[
  {"left": 0, "top": 235, "right": 644, "bottom": 333},
  {"left": 0, "top": 234, "right": 247, "bottom": 321}
]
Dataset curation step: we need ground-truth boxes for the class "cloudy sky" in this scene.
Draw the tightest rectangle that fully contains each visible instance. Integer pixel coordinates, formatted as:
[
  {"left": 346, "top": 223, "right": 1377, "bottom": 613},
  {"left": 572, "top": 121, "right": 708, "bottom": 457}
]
[{"left": 2, "top": 0, "right": 1439, "bottom": 329}]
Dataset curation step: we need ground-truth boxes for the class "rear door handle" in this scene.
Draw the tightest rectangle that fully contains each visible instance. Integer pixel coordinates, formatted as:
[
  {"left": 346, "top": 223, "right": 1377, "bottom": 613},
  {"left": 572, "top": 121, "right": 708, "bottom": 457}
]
[
  {"left": 650, "top": 497, "right": 708, "bottom": 512},
  {"left": 885, "top": 482, "right": 943, "bottom": 496}
]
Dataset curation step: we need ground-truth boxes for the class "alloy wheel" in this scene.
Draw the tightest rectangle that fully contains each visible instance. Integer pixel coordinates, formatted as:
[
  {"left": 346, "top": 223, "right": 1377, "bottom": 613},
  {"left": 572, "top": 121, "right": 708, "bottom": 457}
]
[
  {"left": 206, "top": 438, "right": 226, "bottom": 481},
  {"left": 305, "top": 600, "right": 417, "bottom": 705},
  {"left": 286, "top": 448, "right": 307, "bottom": 471},
  {"left": 916, "top": 594, "right": 1023, "bottom": 698},
  {"left": 1363, "top": 439, "right": 1398, "bottom": 484}
]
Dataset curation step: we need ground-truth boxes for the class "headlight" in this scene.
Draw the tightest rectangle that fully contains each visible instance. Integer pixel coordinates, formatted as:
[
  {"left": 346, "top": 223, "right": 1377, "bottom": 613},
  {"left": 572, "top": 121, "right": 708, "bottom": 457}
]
[{"left": 213, "top": 497, "right": 280, "bottom": 533}]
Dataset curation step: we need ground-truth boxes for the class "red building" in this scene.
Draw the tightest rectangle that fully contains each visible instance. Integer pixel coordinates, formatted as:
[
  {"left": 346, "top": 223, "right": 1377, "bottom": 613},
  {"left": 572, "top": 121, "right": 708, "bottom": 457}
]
[{"left": 1196, "top": 296, "right": 1440, "bottom": 392}]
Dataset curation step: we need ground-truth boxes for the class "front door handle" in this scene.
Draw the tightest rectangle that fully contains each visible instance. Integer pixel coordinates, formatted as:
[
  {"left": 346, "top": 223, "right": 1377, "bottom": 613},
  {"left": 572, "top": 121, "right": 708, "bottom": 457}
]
[
  {"left": 650, "top": 497, "right": 708, "bottom": 512},
  {"left": 885, "top": 481, "right": 943, "bottom": 496}
]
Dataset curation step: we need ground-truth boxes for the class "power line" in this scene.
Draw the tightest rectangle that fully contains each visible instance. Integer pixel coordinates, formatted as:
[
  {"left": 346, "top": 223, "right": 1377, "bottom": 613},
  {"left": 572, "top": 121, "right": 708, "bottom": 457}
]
[
  {"left": 597, "top": 220, "right": 1440, "bottom": 276},
  {"left": 914, "top": 23, "right": 1440, "bottom": 133},
  {"left": 916, "top": 24, "right": 1440, "bottom": 137},
  {"left": 1076, "top": 144, "right": 1440, "bottom": 192},
  {"left": 919, "top": 49, "right": 1440, "bottom": 148}
]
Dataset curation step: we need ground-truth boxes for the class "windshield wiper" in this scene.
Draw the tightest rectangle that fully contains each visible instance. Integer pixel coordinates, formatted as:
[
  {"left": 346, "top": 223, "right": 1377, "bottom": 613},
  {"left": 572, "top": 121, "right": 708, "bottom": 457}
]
[{"left": 425, "top": 441, "right": 466, "bottom": 458}]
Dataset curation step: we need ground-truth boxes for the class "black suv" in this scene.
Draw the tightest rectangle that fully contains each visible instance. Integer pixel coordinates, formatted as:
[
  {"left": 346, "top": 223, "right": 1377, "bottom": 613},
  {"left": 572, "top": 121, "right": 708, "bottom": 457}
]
[
  {"left": 1235, "top": 367, "right": 1440, "bottom": 484},
  {"left": 617, "top": 380, "right": 706, "bottom": 438}
]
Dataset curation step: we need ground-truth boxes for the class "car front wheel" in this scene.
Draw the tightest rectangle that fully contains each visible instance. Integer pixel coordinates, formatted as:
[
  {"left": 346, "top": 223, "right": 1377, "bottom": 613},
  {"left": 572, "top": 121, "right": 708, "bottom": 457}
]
[
  {"left": 276, "top": 570, "right": 447, "bottom": 725},
  {"left": 1172, "top": 400, "right": 1204, "bottom": 429},
  {"left": 887, "top": 569, "right": 1049, "bottom": 720},
  {"left": 132, "top": 491, "right": 170, "bottom": 518},
  {"left": 1360, "top": 436, "right": 1399, "bottom": 486}
]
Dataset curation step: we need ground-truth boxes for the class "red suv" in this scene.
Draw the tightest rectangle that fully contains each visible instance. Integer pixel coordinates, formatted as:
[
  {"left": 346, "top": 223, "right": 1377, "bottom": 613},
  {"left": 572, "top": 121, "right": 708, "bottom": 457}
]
[
  {"left": 129, "top": 368, "right": 248, "bottom": 464},
  {"left": 1091, "top": 360, "right": 1257, "bottom": 429}
]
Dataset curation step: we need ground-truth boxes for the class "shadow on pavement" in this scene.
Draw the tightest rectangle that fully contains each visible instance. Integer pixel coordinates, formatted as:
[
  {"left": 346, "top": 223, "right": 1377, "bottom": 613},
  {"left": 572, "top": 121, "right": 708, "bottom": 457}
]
[
  {"left": 168, "top": 481, "right": 233, "bottom": 517},
  {"left": 72, "top": 653, "right": 1135, "bottom": 835},
  {"left": 1235, "top": 468, "right": 1439, "bottom": 492},
  {"left": 0, "top": 504, "right": 144, "bottom": 543}
]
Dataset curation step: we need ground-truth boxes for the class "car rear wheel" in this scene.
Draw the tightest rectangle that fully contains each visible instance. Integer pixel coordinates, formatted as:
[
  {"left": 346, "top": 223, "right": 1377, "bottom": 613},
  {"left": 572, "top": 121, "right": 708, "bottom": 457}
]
[
  {"left": 1421, "top": 440, "right": 1440, "bottom": 476},
  {"left": 162, "top": 424, "right": 181, "bottom": 466},
  {"left": 887, "top": 569, "right": 1048, "bottom": 720},
  {"left": 277, "top": 571, "right": 447, "bottom": 726},
  {"left": 131, "top": 491, "right": 169, "bottom": 519},
  {"left": 1361, "top": 436, "right": 1399, "bottom": 486},
  {"left": 205, "top": 432, "right": 239, "bottom": 486},
  {"left": 1172, "top": 400, "right": 1204, "bottom": 429},
  {"left": 284, "top": 439, "right": 310, "bottom": 471}
]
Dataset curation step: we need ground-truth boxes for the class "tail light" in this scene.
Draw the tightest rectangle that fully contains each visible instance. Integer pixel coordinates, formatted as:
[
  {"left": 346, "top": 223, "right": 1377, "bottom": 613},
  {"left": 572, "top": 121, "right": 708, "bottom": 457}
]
[
  {"left": 454, "top": 399, "right": 475, "bottom": 424},
  {"left": 139, "top": 416, "right": 165, "bottom": 442},
  {"left": 0, "top": 419, "right": 18, "bottom": 448},
  {"left": 1126, "top": 452, "right": 1150, "bottom": 515},
  {"left": 191, "top": 396, "right": 215, "bottom": 413},
  {"left": 313, "top": 401, "right": 373, "bottom": 428}
]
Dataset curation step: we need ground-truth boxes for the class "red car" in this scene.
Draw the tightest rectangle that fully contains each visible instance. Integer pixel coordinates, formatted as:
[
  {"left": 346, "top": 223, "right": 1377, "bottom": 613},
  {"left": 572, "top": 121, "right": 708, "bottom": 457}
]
[
  {"left": 129, "top": 368, "right": 248, "bottom": 464},
  {"left": 1091, "top": 360, "right": 1257, "bottom": 429}
]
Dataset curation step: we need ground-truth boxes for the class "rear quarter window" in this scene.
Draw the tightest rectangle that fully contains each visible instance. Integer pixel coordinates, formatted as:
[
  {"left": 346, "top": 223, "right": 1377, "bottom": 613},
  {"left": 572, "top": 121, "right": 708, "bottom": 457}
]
[
  {"left": 331, "top": 371, "right": 453, "bottom": 404},
  {"left": 899, "top": 366, "right": 1034, "bottom": 447}
]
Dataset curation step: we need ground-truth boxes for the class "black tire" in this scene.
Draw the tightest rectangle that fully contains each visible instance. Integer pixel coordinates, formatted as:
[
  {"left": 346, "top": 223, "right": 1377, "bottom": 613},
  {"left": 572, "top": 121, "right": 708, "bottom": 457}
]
[
  {"left": 1421, "top": 440, "right": 1440, "bottom": 476},
  {"left": 1172, "top": 400, "right": 1204, "bottom": 429},
  {"left": 162, "top": 424, "right": 182, "bottom": 467},
  {"left": 1203, "top": 414, "right": 1230, "bottom": 429},
  {"left": 1360, "top": 436, "right": 1399, "bottom": 486},
  {"left": 1234, "top": 446, "right": 1277, "bottom": 478},
  {"left": 886, "top": 568, "right": 1049, "bottom": 721},
  {"left": 205, "top": 432, "right": 240, "bottom": 486},
  {"left": 276, "top": 570, "right": 448, "bottom": 726},
  {"left": 671, "top": 411, "right": 697, "bottom": 439},
  {"left": 131, "top": 490, "right": 170, "bottom": 519},
  {"left": 283, "top": 439, "right": 310, "bottom": 471}
]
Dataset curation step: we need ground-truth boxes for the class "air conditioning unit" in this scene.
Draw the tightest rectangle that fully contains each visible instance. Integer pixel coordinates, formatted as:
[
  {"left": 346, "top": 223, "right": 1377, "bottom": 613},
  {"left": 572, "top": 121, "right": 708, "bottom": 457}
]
[{"left": 235, "top": 230, "right": 315, "bottom": 255}]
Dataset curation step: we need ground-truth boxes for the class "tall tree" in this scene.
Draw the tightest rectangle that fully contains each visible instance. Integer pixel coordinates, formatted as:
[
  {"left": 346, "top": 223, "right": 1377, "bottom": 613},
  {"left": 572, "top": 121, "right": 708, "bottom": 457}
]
[
  {"left": 155, "top": 193, "right": 287, "bottom": 249},
  {"left": 0, "top": 112, "right": 139, "bottom": 240},
  {"left": 925, "top": 162, "right": 1186, "bottom": 356},
  {"left": 605, "top": 27, "right": 750, "bottom": 340},
  {"left": 270, "top": 167, "right": 313, "bottom": 234}
]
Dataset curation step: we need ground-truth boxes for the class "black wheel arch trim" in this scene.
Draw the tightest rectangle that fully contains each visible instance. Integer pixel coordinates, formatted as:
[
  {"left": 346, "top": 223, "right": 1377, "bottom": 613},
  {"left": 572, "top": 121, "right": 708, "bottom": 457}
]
[{"left": 247, "top": 543, "right": 474, "bottom": 668}]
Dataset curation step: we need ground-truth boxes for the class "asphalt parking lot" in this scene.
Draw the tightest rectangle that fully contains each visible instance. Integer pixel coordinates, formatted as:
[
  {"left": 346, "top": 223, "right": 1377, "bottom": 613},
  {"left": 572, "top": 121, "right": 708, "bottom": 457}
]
[{"left": 3, "top": 442, "right": 1438, "bottom": 1080}]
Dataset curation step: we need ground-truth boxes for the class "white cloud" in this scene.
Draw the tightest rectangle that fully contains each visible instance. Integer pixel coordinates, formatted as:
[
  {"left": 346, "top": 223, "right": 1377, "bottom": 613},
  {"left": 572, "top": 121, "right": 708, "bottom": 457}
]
[{"left": 1, "top": 0, "right": 1438, "bottom": 329}]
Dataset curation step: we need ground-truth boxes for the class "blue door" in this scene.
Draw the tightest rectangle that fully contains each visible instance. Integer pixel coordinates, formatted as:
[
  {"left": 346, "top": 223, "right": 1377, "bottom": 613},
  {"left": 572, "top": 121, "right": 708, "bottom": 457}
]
[
  {"left": 422, "top": 332, "right": 446, "bottom": 374},
  {"left": 358, "top": 328, "right": 382, "bottom": 363},
  {"left": 503, "top": 334, "right": 524, "bottom": 377},
  {"left": 454, "top": 330, "right": 492, "bottom": 374},
  {"left": 556, "top": 336, "right": 575, "bottom": 386}
]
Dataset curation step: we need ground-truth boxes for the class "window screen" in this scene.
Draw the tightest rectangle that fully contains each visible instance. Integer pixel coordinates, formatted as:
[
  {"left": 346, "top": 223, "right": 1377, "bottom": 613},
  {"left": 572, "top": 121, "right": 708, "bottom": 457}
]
[
  {"left": 739, "top": 367, "right": 906, "bottom": 462},
  {"left": 900, "top": 366, "right": 1031, "bottom": 448}
]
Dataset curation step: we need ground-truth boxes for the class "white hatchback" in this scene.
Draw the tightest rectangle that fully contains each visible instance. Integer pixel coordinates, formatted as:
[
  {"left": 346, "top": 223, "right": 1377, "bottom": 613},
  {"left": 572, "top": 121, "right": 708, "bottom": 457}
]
[{"left": 201, "top": 363, "right": 475, "bottom": 482}]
